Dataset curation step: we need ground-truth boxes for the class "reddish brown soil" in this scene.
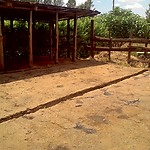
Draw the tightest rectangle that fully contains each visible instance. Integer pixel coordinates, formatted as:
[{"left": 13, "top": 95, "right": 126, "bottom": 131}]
[{"left": 0, "top": 58, "right": 150, "bottom": 150}]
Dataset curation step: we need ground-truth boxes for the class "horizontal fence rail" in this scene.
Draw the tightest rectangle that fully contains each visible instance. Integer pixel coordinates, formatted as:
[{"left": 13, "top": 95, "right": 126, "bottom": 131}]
[
  {"left": 94, "top": 36, "right": 150, "bottom": 44},
  {"left": 87, "top": 20, "right": 150, "bottom": 67},
  {"left": 88, "top": 36, "right": 150, "bottom": 66}
]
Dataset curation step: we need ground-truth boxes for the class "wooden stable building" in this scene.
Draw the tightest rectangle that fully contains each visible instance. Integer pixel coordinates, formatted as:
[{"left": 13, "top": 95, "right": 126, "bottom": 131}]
[{"left": 0, "top": 0, "right": 100, "bottom": 71}]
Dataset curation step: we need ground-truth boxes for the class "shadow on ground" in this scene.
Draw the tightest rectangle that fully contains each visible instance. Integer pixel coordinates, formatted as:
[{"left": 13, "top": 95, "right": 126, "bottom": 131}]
[{"left": 0, "top": 59, "right": 106, "bottom": 84}]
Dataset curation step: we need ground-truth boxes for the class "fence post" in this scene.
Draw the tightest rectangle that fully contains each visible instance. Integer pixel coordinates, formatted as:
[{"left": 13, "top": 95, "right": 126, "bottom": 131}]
[
  {"left": 108, "top": 37, "right": 112, "bottom": 61},
  {"left": 144, "top": 42, "right": 148, "bottom": 57},
  {"left": 90, "top": 20, "right": 94, "bottom": 58},
  {"left": 128, "top": 40, "right": 132, "bottom": 63}
]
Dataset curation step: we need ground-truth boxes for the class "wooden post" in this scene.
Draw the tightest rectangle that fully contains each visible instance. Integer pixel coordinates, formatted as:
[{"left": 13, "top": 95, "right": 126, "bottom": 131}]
[
  {"left": 128, "top": 41, "right": 132, "bottom": 63},
  {"left": 49, "top": 20, "right": 53, "bottom": 60},
  {"left": 55, "top": 13, "right": 59, "bottom": 63},
  {"left": 90, "top": 19, "right": 94, "bottom": 58},
  {"left": 67, "top": 19, "right": 70, "bottom": 58},
  {"left": 10, "top": 19, "right": 15, "bottom": 59},
  {"left": 144, "top": 42, "right": 148, "bottom": 57},
  {"left": 108, "top": 37, "right": 112, "bottom": 61},
  {"left": 10, "top": 19, "right": 13, "bottom": 32},
  {"left": 0, "top": 16, "right": 4, "bottom": 71},
  {"left": 148, "top": 62, "right": 150, "bottom": 68},
  {"left": 72, "top": 15, "right": 77, "bottom": 61},
  {"left": 29, "top": 11, "right": 33, "bottom": 67},
  {"left": 1, "top": 17, "right": 5, "bottom": 49},
  {"left": 1, "top": 17, "right": 4, "bottom": 34}
]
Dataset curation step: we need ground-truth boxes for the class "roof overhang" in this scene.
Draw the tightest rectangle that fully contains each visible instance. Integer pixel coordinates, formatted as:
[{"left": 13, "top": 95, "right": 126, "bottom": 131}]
[{"left": 0, "top": 0, "right": 100, "bottom": 22}]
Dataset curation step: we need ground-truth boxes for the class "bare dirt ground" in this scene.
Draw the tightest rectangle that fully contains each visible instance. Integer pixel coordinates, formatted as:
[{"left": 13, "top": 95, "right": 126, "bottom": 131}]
[{"left": 0, "top": 56, "right": 150, "bottom": 150}]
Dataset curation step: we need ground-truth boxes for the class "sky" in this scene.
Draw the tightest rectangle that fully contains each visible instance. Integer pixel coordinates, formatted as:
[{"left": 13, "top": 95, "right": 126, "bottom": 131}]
[
  {"left": 64, "top": 0, "right": 149, "bottom": 17},
  {"left": 93, "top": 0, "right": 149, "bottom": 17}
]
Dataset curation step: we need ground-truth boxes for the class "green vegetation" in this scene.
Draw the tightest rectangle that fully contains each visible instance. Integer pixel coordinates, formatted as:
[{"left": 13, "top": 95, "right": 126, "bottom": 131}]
[
  {"left": 3, "top": 1, "right": 150, "bottom": 58},
  {"left": 146, "top": 4, "right": 150, "bottom": 23}
]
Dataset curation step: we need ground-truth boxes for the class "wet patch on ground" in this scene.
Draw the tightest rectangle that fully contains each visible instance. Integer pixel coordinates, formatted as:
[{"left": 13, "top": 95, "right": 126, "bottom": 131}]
[
  {"left": 88, "top": 115, "right": 109, "bottom": 124},
  {"left": 73, "top": 123, "right": 96, "bottom": 134}
]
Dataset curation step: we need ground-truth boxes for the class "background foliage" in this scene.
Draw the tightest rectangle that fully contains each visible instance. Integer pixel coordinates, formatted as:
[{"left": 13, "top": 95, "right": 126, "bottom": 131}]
[{"left": 3, "top": 1, "right": 150, "bottom": 58}]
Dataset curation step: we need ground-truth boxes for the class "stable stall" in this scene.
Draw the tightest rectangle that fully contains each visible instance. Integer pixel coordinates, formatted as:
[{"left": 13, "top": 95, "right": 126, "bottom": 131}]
[{"left": 0, "top": 0, "right": 100, "bottom": 71}]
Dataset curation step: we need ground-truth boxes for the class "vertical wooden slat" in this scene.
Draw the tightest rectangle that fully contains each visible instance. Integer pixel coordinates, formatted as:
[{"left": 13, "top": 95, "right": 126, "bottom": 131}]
[
  {"left": 72, "top": 14, "right": 77, "bottom": 61},
  {"left": 29, "top": 11, "right": 33, "bottom": 67},
  {"left": 49, "top": 20, "right": 53, "bottom": 60},
  {"left": 0, "top": 16, "right": 4, "bottom": 70},
  {"left": 55, "top": 13, "right": 59, "bottom": 63},
  {"left": 67, "top": 19, "right": 70, "bottom": 58},
  {"left": 90, "top": 19, "right": 94, "bottom": 58}
]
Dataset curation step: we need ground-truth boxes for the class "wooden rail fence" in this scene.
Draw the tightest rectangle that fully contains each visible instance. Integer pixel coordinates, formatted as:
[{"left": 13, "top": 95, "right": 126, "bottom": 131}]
[{"left": 87, "top": 20, "right": 150, "bottom": 67}]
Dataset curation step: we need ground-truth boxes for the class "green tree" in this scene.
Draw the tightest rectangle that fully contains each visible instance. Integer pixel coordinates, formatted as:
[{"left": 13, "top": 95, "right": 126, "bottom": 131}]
[
  {"left": 53, "top": 0, "right": 64, "bottom": 6},
  {"left": 77, "top": 0, "right": 93, "bottom": 10},
  {"left": 146, "top": 4, "right": 150, "bottom": 22},
  {"left": 66, "top": 0, "right": 76, "bottom": 8},
  {"left": 43, "top": 0, "right": 53, "bottom": 4},
  {"left": 106, "top": 7, "right": 149, "bottom": 38}
]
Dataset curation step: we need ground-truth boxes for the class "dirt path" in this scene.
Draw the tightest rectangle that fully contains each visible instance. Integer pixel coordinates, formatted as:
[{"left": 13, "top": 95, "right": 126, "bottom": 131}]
[{"left": 0, "top": 60, "right": 150, "bottom": 150}]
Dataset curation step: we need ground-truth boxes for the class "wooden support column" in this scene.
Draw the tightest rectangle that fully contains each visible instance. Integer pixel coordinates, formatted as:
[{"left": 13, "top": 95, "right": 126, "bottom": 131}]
[
  {"left": 55, "top": 13, "right": 59, "bottom": 63},
  {"left": 67, "top": 19, "right": 70, "bottom": 58},
  {"left": 90, "top": 19, "right": 94, "bottom": 58},
  {"left": 1, "top": 17, "right": 5, "bottom": 54},
  {"left": 72, "top": 15, "right": 77, "bottom": 61},
  {"left": 1, "top": 17, "right": 4, "bottom": 37},
  {"left": 49, "top": 20, "right": 53, "bottom": 60},
  {"left": 10, "top": 19, "right": 15, "bottom": 58},
  {"left": 29, "top": 11, "right": 33, "bottom": 67},
  {"left": 0, "top": 16, "right": 4, "bottom": 71},
  {"left": 10, "top": 19, "right": 13, "bottom": 32}
]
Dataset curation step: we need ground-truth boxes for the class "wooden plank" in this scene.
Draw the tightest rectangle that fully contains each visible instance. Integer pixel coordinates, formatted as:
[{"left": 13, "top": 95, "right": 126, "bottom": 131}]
[
  {"left": 128, "top": 46, "right": 150, "bottom": 52},
  {"left": 114, "top": 38, "right": 150, "bottom": 43},
  {"left": 86, "top": 46, "right": 128, "bottom": 51},
  {"left": 0, "top": 16, "right": 4, "bottom": 71},
  {"left": 67, "top": 19, "right": 70, "bottom": 58},
  {"left": 55, "top": 12, "right": 59, "bottom": 63},
  {"left": 29, "top": 11, "right": 33, "bottom": 67},
  {"left": 90, "top": 19, "right": 94, "bottom": 58},
  {"left": 72, "top": 14, "right": 77, "bottom": 61},
  {"left": 94, "top": 36, "right": 150, "bottom": 44},
  {"left": 86, "top": 46, "right": 150, "bottom": 52},
  {"left": 94, "top": 36, "right": 110, "bottom": 42},
  {"left": 49, "top": 20, "right": 53, "bottom": 60}
]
